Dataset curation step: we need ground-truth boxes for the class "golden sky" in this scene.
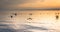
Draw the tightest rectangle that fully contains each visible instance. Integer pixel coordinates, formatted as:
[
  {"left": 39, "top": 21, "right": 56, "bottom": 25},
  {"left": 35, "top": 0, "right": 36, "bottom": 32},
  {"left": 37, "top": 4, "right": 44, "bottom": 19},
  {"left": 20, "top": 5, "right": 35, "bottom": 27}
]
[
  {"left": 16, "top": 0, "right": 60, "bottom": 8},
  {"left": 0, "top": 0, "right": 60, "bottom": 9}
]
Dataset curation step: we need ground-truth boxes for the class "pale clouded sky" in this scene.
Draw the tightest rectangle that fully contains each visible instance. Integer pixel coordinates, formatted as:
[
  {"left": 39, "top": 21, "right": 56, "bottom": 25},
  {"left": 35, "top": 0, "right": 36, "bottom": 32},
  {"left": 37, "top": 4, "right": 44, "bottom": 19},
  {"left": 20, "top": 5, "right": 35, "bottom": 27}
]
[
  {"left": 0, "top": 0, "right": 38, "bottom": 9},
  {"left": 0, "top": 0, "right": 60, "bottom": 10}
]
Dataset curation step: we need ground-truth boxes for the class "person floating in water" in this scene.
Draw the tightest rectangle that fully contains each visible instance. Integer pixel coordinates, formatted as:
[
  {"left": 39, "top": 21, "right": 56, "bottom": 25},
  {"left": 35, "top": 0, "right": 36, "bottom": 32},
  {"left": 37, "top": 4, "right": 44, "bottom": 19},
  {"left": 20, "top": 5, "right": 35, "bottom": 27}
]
[
  {"left": 27, "top": 18, "right": 32, "bottom": 20},
  {"left": 10, "top": 13, "right": 17, "bottom": 18}
]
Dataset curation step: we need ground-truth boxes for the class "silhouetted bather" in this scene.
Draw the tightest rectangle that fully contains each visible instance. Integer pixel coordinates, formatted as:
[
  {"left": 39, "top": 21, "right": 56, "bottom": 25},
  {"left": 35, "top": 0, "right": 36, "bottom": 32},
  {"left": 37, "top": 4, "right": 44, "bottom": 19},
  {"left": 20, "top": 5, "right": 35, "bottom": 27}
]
[
  {"left": 14, "top": 13, "right": 17, "bottom": 16},
  {"left": 11, "top": 16, "right": 13, "bottom": 18},
  {"left": 29, "top": 13, "right": 32, "bottom": 15},
  {"left": 56, "top": 15, "right": 59, "bottom": 19}
]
